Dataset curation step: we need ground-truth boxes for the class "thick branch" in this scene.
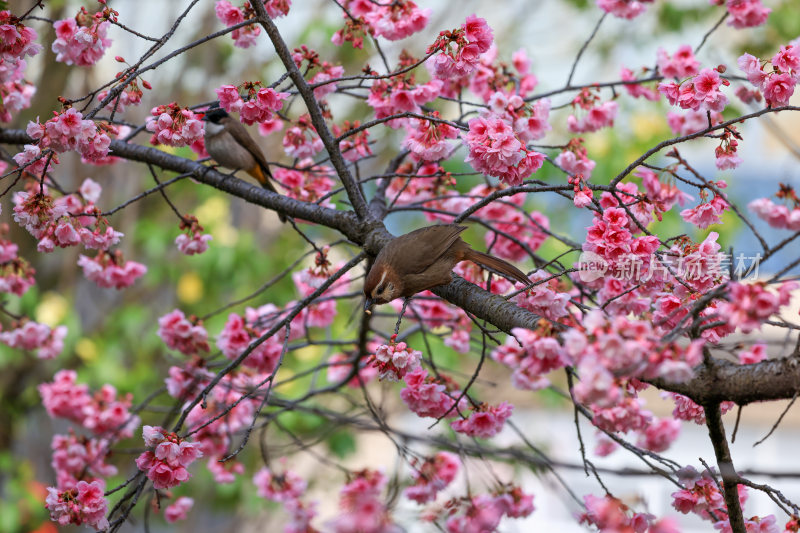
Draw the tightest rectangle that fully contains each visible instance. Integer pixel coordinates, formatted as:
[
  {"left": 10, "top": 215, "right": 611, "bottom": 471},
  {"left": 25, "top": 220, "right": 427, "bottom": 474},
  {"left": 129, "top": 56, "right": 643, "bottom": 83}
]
[
  {"left": 650, "top": 356, "right": 800, "bottom": 405},
  {"left": 253, "top": 5, "right": 370, "bottom": 221},
  {"left": 705, "top": 402, "right": 745, "bottom": 533}
]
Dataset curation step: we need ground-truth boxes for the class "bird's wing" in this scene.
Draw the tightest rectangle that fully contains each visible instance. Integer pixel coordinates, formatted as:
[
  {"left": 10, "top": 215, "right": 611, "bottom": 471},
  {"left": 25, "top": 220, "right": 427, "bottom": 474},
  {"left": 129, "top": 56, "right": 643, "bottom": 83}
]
[
  {"left": 396, "top": 225, "right": 467, "bottom": 275},
  {"left": 221, "top": 117, "right": 273, "bottom": 178}
]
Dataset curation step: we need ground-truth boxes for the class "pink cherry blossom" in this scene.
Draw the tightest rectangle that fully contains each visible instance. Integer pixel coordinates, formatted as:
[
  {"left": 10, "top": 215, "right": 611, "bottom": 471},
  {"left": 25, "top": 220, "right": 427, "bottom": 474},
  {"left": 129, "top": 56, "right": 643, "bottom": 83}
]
[
  {"left": 52, "top": 13, "right": 112, "bottom": 67},
  {"left": 370, "top": 336, "right": 422, "bottom": 381},
  {"left": 724, "top": 0, "right": 771, "bottom": 29},
  {"left": 596, "top": 0, "right": 654, "bottom": 19},
  {"left": 568, "top": 100, "right": 618, "bottom": 133},
  {"left": 400, "top": 367, "right": 463, "bottom": 418},
  {"left": 762, "top": 72, "right": 795, "bottom": 107},
  {"left": 451, "top": 401, "right": 513, "bottom": 438},
  {"left": 239, "top": 87, "right": 290, "bottom": 125},
  {"left": 164, "top": 497, "right": 194, "bottom": 523},
  {"left": 403, "top": 114, "right": 459, "bottom": 161},
  {"left": 77, "top": 251, "right": 147, "bottom": 289},
  {"left": 146, "top": 102, "right": 203, "bottom": 147},
  {"left": 46, "top": 480, "right": 109, "bottom": 530},
  {"left": 739, "top": 342, "right": 767, "bottom": 364},
  {"left": 329, "top": 469, "right": 397, "bottom": 533},
  {"left": 657, "top": 45, "right": 700, "bottom": 78},
  {"left": 404, "top": 452, "right": 459, "bottom": 503},
  {"left": 158, "top": 309, "right": 210, "bottom": 355},
  {"left": 620, "top": 67, "right": 660, "bottom": 100},
  {"left": 215, "top": 84, "right": 243, "bottom": 112},
  {"left": 0, "top": 320, "right": 67, "bottom": 359},
  {"left": 136, "top": 426, "right": 202, "bottom": 489},
  {"left": 51, "top": 432, "right": 117, "bottom": 489}
]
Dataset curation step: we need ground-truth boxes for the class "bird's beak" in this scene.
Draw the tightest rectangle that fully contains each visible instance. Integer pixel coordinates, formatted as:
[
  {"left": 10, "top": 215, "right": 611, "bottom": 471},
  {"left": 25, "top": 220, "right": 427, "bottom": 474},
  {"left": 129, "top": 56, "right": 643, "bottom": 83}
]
[{"left": 364, "top": 298, "right": 375, "bottom": 314}]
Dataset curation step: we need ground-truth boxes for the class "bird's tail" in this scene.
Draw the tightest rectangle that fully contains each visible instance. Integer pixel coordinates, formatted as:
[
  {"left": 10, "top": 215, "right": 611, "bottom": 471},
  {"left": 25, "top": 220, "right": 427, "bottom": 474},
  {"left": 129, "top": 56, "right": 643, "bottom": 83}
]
[
  {"left": 464, "top": 249, "right": 530, "bottom": 287},
  {"left": 248, "top": 164, "right": 287, "bottom": 223}
]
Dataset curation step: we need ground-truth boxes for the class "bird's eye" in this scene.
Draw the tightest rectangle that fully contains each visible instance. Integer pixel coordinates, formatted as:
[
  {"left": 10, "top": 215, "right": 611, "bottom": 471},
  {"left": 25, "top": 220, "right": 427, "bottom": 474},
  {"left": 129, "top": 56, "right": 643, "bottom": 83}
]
[{"left": 376, "top": 285, "right": 384, "bottom": 294}]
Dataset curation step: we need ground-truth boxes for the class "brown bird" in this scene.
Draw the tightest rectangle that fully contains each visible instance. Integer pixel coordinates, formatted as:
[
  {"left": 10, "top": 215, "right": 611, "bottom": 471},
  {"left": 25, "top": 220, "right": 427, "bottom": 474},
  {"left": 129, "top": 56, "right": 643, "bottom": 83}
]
[
  {"left": 202, "top": 107, "right": 286, "bottom": 221},
  {"left": 363, "top": 224, "right": 530, "bottom": 312}
]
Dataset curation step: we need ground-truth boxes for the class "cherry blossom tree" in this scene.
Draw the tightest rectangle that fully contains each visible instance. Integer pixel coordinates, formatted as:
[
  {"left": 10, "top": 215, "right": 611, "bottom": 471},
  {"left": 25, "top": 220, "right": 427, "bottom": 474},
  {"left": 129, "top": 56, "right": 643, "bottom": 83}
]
[{"left": 1, "top": 0, "right": 799, "bottom": 532}]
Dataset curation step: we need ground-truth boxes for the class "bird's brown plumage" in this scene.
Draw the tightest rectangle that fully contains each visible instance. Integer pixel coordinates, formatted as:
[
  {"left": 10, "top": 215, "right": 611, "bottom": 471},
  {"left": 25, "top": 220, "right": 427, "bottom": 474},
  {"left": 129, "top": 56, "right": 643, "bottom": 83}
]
[
  {"left": 363, "top": 225, "right": 530, "bottom": 311},
  {"left": 203, "top": 108, "right": 286, "bottom": 222},
  {"left": 217, "top": 116, "right": 278, "bottom": 193}
]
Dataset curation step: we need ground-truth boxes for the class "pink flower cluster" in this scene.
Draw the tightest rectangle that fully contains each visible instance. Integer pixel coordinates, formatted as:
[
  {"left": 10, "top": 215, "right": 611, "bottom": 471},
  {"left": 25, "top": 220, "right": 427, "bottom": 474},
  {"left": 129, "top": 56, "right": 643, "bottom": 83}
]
[
  {"left": 714, "top": 128, "right": 742, "bottom": 170},
  {"left": 400, "top": 367, "right": 464, "bottom": 418},
  {"left": 309, "top": 61, "right": 345, "bottom": 100},
  {"left": 485, "top": 91, "right": 551, "bottom": 143},
  {"left": 51, "top": 432, "right": 116, "bottom": 490},
  {"left": 0, "top": 11, "right": 39, "bottom": 122},
  {"left": 338, "top": 0, "right": 429, "bottom": 42},
  {"left": 567, "top": 101, "right": 618, "bottom": 134},
  {"left": 451, "top": 401, "right": 513, "bottom": 438},
  {"left": 157, "top": 309, "right": 210, "bottom": 355},
  {"left": 26, "top": 107, "right": 111, "bottom": 160},
  {"left": 657, "top": 45, "right": 700, "bottom": 79},
  {"left": 0, "top": 320, "right": 66, "bottom": 359},
  {"left": 717, "top": 0, "right": 771, "bottom": 29},
  {"left": 0, "top": 224, "right": 36, "bottom": 296},
  {"left": 462, "top": 183, "right": 550, "bottom": 261},
  {"left": 403, "top": 113, "right": 459, "bottom": 161},
  {"left": 283, "top": 114, "right": 323, "bottom": 158},
  {"left": 680, "top": 189, "right": 729, "bottom": 229},
  {"left": 738, "top": 44, "right": 799, "bottom": 107},
  {"left": 216, "top": 84, "right": 289, "bottom": 125},
  {"left": 334, "top": 120, "right": 372, "bottom": 162},
  {"left": 555, "top": 141, "right": 597, "bottom": 180},
  {"left": 217, "top": 302, "right": 307, "bottom": 374},
  {"left": 404, "top": 452, "right": 459, "bottom": 503},
  {"left": 145, "top": 102, "right": 203, "bottom": 146},
  {"left": 135, "top": 425, "right": 203, "bottom": 489},
  {"left": 444, "top": 487, "right": 535, "bottom": 532},
  {"left": 366, "top": 76, "right": 442, "bottom": 128},
  {"left": 620, "top": 67, "right": 660, "bottom": 100},
  {"left": 370, "top": 335, "right": 422, "bottom": 381},
  {"left": 749, "top": 196, "right": 800, "bottom": 231},
  {"left": 513, "top": 271, "right": 571, "bottom": 320},
  {"left": 463, "top": 113, "right": 545, "bottom": 185},
  {"left": 78, "top": 250, "right": 147, "bottom": 289},
  {"left": 178, "top": 370, "right": 263, "bottom": 483},
  {"left": 39, "top": 369, "right": 140, "bottom": 438},
  {"left": 667, "top": 393, "right": 734, "bottom": 425},
  {"left": 46, "top": 480, "right": 109, "bottom": 531},
  {"left": 98, "top": 80, "right": 145, "bottom": 114},
  {"left": 14, "top": 180, "right": 124, "bottom": 254},
  {"left": 427, "top": 14, "right": 493, "bottom": 80},
  {"left": 330, "top": 469, "right": 398, "bottom": 533},
  {"left": 579, "top": 493, "right": 676, "bottom": 532},
  {"left": 667, "top": 108, "right": 723, "bottom": 136},
  {"left": 52, "top": 8, "right": 112, "bottom": 66},
  {"left": 253, "top": 462, "right": 317, "bottom": 533},
  {"left": 672, "top": 466, "right": 750, "bottom": 527},
  {"left": 659, "top": 67, "right": 729, "bottom": 113},
  {"left": 327, "top": 352, "right": 378, "bottom": 387},
  {"left": 716, "top": 281, "right": 797, "bottom": 334},
  {"left": 492, "top": 327, "right": 570, "bottom": 391},
  {"left": 564, "top": 310, "right": 705, "bottom": 411},
  {"left": 214, "top": 1, "right": 290, "bottom": 47},
  {"left": 274, "top": 159, "right": 336, "bottom": 210},
  {"left": 175, "top": 215, "right": 213, "bottom": 255},
  {"left": 164, "top": 497, "right": 194, "bottom": 523},
  {"left": 596, "top": 0, "right": 654, "bottom": 19},
  {"left": 637, "top": 168, "right": 693, "bottom": 217},
  {"left": 386, "top": 162, "right": 468, "bottom": 223}
]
